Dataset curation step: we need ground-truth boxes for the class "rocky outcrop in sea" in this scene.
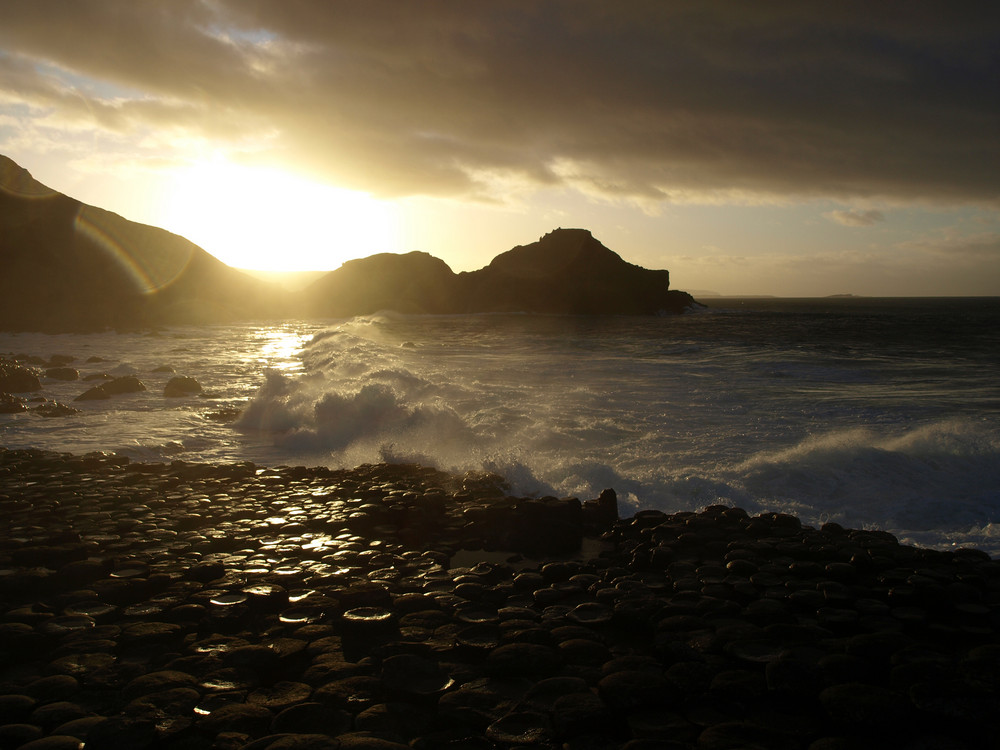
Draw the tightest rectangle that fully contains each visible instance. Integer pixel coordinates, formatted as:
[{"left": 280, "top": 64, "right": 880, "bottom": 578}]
[
  {"left": 306, "top": 229, "right": 697, "bottom": 318},
  {"left": 2, "top": 155, "right": 697, "bottom": 332}
]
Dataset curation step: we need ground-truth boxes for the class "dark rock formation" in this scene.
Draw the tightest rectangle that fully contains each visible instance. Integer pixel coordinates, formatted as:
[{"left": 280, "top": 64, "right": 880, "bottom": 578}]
[
  {"left": 306, "top": 252, "right": 457, "bottom": 317},
  {"left": 31, "top": 401, "right": 80, "bottom": 418},
  {"left": 456, "top": 228, "right": 694, "bottom": 315},
  {"left": 164, "top": 376, "right": 203, "bottom": 398},
  {"left": 2, "top": 154, "right": 697, "bottom": 330},
  {"left": 0, "top": 392, "right": 27, "bottom": 413},
  {"left": 43, "top": 367, "right": 78, "bottom": 381},
  {"left": 1, "top": 449, "right": 999, "bottom": 749},
  {"left": 0, "top": 360, "right": 41, "bottom": 392},
  {"left": 74, "top": 376, "right": 146, "bottom": 401},
  {"left": 307, "top": 229, "right": 697, "bottom": 318},
  {"left": 0, "top": 155, "right": 292, "bottom": 333}
]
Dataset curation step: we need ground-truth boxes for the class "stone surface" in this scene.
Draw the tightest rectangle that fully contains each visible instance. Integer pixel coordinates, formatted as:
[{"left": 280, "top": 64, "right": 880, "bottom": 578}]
[
  {"left": 164, "top": 376, "right": 202, "bottom": 397},
  {"left": 0, "top": 449, "right": 998, "bottom": 750}
]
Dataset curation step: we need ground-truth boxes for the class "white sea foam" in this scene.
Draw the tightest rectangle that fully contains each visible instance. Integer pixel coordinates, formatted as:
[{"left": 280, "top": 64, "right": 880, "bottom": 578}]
[{"left": 3, "top": 298, "right": 999, "bottom": 554}]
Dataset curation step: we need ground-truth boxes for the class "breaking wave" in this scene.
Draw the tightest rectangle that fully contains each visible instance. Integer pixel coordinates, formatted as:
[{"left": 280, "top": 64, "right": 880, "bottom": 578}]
[{"left": 234, "top": 314, "right": 1000, "bottom": 554}]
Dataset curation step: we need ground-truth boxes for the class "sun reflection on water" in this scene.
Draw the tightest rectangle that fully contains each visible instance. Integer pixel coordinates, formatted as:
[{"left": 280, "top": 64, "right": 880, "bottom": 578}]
[{"left": 253, "top": 326, "right": 312, "bottom": 373}]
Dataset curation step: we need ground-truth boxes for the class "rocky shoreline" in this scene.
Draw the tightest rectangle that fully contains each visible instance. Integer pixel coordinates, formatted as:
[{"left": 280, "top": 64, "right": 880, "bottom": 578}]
[{"left": 0, "top": 448, "right": 997, "bottom": 750}]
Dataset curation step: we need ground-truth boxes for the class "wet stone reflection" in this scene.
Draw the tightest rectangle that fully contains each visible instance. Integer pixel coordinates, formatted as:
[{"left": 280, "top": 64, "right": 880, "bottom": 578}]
[{"left": 0, "top": 448, "right": 999, "bottom": 749}]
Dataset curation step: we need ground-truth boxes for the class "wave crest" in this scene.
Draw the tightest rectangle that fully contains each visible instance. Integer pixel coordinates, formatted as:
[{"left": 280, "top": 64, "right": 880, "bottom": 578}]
[{"left": 237, "top": 370, "right": 476, "bottom": 461}]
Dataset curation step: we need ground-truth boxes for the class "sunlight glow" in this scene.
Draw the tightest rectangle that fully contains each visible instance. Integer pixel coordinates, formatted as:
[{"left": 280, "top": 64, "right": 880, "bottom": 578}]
[
  {"left": 255, "top": 327, "right": 310, "bottom": 372},
  {"left": 159, "top": 158, "right": 401, "bottom": 271}
]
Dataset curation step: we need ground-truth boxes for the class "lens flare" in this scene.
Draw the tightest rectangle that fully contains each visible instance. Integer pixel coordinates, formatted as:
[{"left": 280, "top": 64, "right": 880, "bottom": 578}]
[{"left": 73, "top": 205, "right": 194, "bottom": 295}]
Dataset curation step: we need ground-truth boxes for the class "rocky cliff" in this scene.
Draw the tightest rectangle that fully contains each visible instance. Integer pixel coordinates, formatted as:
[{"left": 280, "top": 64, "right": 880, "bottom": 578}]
[
  {"left": 0, "top": 156, "right": 290, "bottom": 332},
  {"left": 1, "top": 155, "right": 695, "bottom": 331},
  {"left": 455, "top": 228, "right": 692, "bottom": 315},
  {"left": 307, "top": 229, "right": 696, "bottom": 317}
]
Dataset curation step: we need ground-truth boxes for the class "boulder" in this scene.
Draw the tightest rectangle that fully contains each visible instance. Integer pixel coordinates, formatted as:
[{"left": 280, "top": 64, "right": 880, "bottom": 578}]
[
  {"left": 76, "top": 376, "right": 146, "bottom": 401},
  {"left": 44, "top": 367, "right": 79, "bottom": 381},
  {"left": 104, "top": 376, "right": 146, "bottom": 394},
  {"left": 0, "top": 360, "right": 41, "bottom": 392},
  {"left": 164, "top": 376, "right": 202, "bottom": 398},
  {"left": 75, "top": 386, "right": 110, "bottom": 401},
  {"left": 0, "top": 392, "right": 27, "bottom": 413},
  {"left": 32, "top": 401, "right": 80, "bottom": 418}
]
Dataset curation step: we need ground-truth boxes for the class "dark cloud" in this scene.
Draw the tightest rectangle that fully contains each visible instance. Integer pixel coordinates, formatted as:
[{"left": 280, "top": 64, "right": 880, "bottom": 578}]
[{"left": 1, "top": 0, "right": 997, "bottom": 204}]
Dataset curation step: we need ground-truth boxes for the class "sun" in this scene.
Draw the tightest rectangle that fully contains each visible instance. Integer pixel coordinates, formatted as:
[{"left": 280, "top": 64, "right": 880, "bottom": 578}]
[{"left": 159, "top": 158, "right": 401, "bottom": 271}]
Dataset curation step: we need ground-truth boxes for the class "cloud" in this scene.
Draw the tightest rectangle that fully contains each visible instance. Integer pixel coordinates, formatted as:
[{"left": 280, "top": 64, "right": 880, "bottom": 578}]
[
  {"left": 824, "top": 209, "right": 886, "bottom": 227},
  {"left": 897, "top": 231, "right": 1000, "bottom": 259},
  {"left": 1, "top": 1, "right": 998, "bottom": 206}
]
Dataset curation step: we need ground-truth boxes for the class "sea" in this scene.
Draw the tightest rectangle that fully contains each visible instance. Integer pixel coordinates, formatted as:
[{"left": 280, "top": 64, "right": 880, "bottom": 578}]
[{"left": 2, "top": 297, "right": 999, "bottom": 556}]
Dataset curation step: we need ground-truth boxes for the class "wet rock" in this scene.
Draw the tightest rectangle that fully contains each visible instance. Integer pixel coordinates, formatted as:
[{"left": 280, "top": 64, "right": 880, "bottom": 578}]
[
  {"left": 247, "top": 682, "right": 312, "bottom": 711},
  {"left": 123, "top": 686, "right": 201, "bottom": 734},
  {"left": 244, "top": 735, "right": 342, "bottom": 750},
  {"left": 508, "top": 497, "right": 584, "bottom": 554},
  {"left": 437, "top": 678, "right": 529, "bottom": 730},
  {"left": 598, "top": 669, "right": 678, "bottom": 713},
  {"left": 0, "top": 392, "right": 27, "bottom": 412},
  {"left": 119, "top": 621, "right": 183, "bottom": 648},
  {"left": 16, "top": 736, "right": 86, "bottom": 750},
  {"left": 485, "top": 711, "right": 553, "bottom": 746},
  {"left": 183, "top": 561, "right": 227, "bottom": 582},
  {"left": 49, "top": 715, "right": 107, "bottom": 741},
  {"left": 75, "top": 376, "right": 145, "bottom": 401},
  {"left": 0, "top": 723, "right": 44, "bottom": 748},
  {"left": 313, "top": 676, "right": 384, "bottom": 713},
  {"left": 582, "top": 488, "right": 619, "bottom": 531},
  {"left": 0, "top": 361, "right": 41, "bottom": 392},
  {"left": 24, "top": 675, "right": 81, "bottom": 703},
  {"left": 28, "top": 700, "right": 91, "bottom": 732},
  {"left": 336, "top": 734, "right": 412, "bottom": 750},
  {"left": 485, "top": 643, "right": 562, "bottom": 679},
  {"left": 74, "top": 386, "right": 111, "bottom": 401},
  {"left": 122, "top": 670, "right": 200, "bottom": 701},
  {"left": 354, "top": 702, "right": 431, "bottom": 742},
  {"left": 32, "top": 401, "right": 80, "bottom": 417},
  {"left": 819, "top": 682, "right": 911, "bottom": 729},
  {"left": 552, "top": 691, "right": 613, "bottom": 739},
  {"left": 80, "top": 715, "right": 157, "bottom": 750},
  {"left": 697, "top": 721, "right": 792, "bottom": 750},
  {"left": 380, "top": 653, "right": 453, "bottom": 700},
  {"left": 199, "top": 703, "right": 274, "bottom": 738},
  {"left": 270, "top": 702, "right": 351, "bottom": 735},
  {"left": 44, "top": 367, "right": 79, "bottom": 381},
  {"left": 164, "top": 376, "right": 202, "bottom": 397},
  {"left": 0, "top": 695, "right": 37, "bottom": 724},
  {"left": 1, "top": 450, "right": 999, "bottom": 750}
]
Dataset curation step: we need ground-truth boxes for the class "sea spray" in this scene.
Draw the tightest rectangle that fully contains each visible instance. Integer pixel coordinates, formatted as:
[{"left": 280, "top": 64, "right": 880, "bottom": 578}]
[{"left": 3, "top": 298, "right": 999, "bottom": 554}]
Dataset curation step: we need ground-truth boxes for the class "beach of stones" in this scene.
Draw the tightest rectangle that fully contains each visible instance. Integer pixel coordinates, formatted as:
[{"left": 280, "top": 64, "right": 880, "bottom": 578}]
[{"left": 0, "top": 448, "right": 998, "bottom": 750}]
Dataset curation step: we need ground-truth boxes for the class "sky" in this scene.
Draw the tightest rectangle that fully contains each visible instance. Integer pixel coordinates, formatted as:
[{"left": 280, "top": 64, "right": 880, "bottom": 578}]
[{"left": 1, "top": 1, "right": 998, "bottom": 296}]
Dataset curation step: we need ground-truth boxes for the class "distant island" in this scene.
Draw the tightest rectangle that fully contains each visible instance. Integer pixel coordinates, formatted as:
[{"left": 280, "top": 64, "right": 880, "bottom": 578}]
[{"left": 0, "top": 155, "right": 696, "bottom": 332}]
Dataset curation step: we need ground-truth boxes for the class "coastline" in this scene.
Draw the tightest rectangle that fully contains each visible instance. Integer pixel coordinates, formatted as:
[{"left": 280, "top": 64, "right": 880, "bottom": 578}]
[{"left": 1, "top": 447, "right": 998, "bottom": 749}]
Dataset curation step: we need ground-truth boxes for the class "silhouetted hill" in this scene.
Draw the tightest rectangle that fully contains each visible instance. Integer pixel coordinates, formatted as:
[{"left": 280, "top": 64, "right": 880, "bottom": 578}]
[
  {"left": 0, "top": 155, "right": 291, "bottom": 332},
  {"left": 306, "top": 251, "right": 458, "bottom": 317},
  {"left": 1, "top": 155, "right": 696, "bottom": 330},
  {"left": 457, "top": 228, "right": 692, "bottom": 314},
  {"left": 307, "top": 228, "right": 696, "bottom": 317}
]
